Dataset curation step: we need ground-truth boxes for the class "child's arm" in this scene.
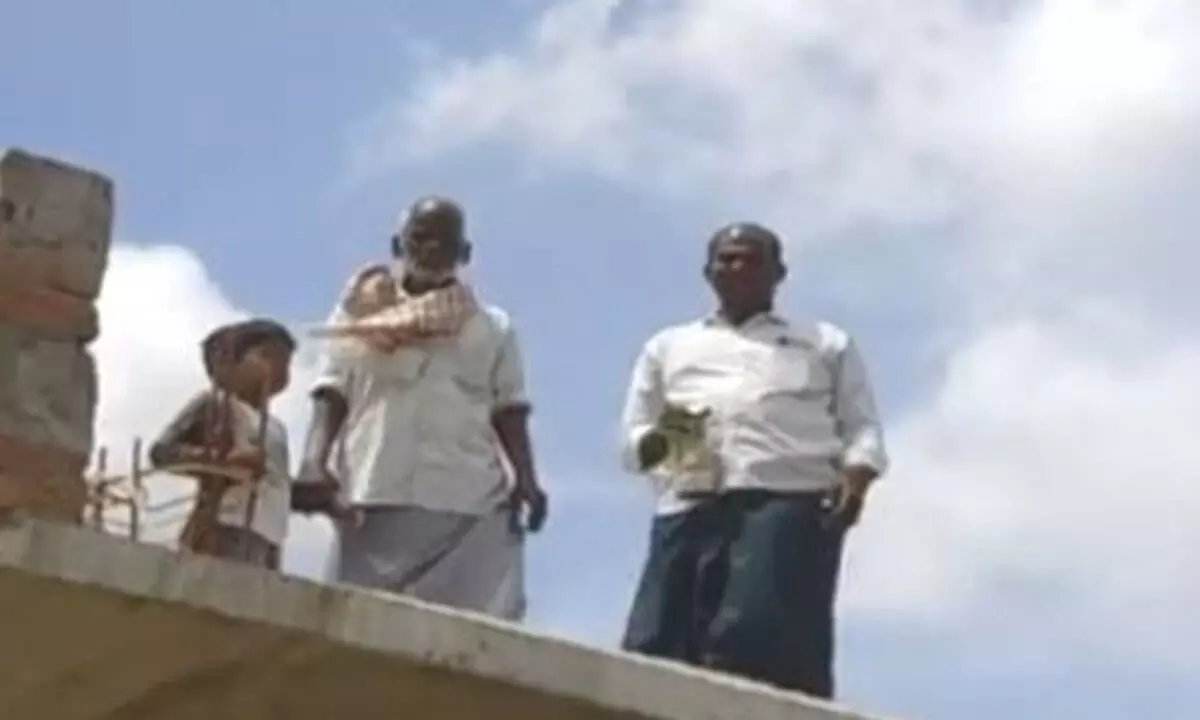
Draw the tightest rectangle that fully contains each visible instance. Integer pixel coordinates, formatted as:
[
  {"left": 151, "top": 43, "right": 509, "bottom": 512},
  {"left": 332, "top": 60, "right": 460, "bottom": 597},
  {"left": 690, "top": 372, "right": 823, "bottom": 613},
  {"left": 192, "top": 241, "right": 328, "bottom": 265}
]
[{"left": 148, "top": 391, "right": 218, "bottom": 469}]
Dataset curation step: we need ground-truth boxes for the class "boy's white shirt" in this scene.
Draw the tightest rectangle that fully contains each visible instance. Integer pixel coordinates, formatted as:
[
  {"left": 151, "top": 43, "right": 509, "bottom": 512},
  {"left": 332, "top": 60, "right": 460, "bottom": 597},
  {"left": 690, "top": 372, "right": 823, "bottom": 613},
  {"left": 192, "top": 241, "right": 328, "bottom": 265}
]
[{"left": 215, "top": 395, "right": 292, "bottom": 545}]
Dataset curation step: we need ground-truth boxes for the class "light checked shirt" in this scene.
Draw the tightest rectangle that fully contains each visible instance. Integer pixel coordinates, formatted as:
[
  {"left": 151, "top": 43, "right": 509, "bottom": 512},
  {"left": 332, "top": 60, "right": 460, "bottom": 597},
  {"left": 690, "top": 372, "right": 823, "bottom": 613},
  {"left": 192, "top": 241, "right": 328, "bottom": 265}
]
[{"left": 619, "top": 312, "right": 889, "bottom": 515}]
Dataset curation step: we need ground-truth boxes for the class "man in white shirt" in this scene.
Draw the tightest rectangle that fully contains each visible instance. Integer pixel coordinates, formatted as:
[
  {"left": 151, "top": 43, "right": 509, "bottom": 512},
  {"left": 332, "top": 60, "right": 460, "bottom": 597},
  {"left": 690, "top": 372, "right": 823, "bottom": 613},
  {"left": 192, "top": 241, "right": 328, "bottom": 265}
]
[
  {"left": 618, "top": 222, "right": 888, "bottom": 698},
  {"left": 297, "top": 196, "right": 547, "bottom": 620}
]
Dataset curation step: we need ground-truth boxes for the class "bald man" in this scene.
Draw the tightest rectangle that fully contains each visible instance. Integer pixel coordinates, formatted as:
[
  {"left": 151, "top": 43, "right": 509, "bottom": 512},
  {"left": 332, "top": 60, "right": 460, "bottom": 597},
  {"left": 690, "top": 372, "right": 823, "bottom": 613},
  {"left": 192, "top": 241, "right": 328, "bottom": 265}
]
[
  {"left": 618, "top": 223, "right": 889, "bottom": 698},
  {"left": 297, "top": 196, "right": 547, "bottom": 621}
]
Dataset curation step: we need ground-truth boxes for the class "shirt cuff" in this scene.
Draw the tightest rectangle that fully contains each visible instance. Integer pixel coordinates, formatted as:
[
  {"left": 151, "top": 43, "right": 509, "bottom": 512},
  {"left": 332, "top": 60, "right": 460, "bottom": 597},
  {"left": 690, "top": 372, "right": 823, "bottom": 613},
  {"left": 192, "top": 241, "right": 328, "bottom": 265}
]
[
  {"left": 493, "top": 388, "right": 531, "bottom": 411},
  {"left": 842, "top": 441, "right": 888, "bottom": 477},
  {"left": 310, "top": 371, "right": 348, "bottom": 398}
]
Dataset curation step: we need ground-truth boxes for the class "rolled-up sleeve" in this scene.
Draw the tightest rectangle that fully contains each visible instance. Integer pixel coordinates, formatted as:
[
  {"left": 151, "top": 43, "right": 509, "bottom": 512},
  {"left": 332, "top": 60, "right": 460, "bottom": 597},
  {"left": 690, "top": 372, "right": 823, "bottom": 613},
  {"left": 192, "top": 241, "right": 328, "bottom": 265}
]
[
  {"left": 833, "top": 337, "right": 889, "bottom": 476},
  {"left": 491, "top": 322, "right": 530, "bottom": 410},
  {"left": 311, "top": 355, "right": 353, "bottom": 398},
  {"left": 619, "top": 334, "right": 665, "bottom": 473}
]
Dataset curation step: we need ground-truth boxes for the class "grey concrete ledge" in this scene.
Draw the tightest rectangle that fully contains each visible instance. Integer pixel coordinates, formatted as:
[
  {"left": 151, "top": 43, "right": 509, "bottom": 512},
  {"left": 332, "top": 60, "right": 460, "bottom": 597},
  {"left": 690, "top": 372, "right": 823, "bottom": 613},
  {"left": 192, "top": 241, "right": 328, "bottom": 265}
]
[{"left": 0, "top": 517, "right": 887, "bottom": 720}]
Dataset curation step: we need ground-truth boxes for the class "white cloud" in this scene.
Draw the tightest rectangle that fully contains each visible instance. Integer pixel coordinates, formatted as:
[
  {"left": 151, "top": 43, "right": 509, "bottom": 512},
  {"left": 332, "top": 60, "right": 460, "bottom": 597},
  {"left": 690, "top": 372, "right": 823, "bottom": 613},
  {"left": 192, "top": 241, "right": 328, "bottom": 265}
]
[
  {"left": 91, "top": 244, "right": 334, "bottom": 576},
  {"left": 366, "top": 0, "right": 1200, "bottom": 675},
  {"left": 380, "top": 0, "right": 1199, "bottom": 278},
  {"left": 847, "top": 311, "right": 1200, "bottom": 670},
  {"left": 376, "top": 0, "right": 1003, "bottom": 237}
]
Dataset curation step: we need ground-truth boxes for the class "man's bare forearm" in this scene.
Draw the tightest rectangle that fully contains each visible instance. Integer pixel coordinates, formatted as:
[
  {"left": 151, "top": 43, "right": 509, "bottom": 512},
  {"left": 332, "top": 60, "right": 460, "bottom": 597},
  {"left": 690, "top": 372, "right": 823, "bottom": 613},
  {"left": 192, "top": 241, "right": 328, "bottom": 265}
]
[
  {"left": 301, "top": 389, "right": 348, "bottom": 467},
  {"left": 492, "top": 405, "right": 538, "bottom": 487},
  {"left": 291, "top": 389, "right": 350, "bottom": 515}
]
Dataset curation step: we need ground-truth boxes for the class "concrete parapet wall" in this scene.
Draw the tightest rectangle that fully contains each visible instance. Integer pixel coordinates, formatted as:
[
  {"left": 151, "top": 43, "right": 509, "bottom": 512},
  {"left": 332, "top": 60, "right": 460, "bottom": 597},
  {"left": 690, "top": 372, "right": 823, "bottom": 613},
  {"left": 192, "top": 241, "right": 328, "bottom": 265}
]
[{"left": 0, "top": 517, "right": 887, "bottom": 720}]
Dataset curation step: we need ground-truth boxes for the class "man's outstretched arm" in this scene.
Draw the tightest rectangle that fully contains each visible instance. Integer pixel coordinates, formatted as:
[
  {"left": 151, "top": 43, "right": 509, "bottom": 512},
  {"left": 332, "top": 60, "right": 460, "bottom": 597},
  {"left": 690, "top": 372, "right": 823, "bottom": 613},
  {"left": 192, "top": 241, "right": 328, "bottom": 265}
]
[
  {"left": 292, "top": 359, "right": 351, "bottom": 513},
  {"left": 489, "top": 320, "right": 547, "bottom": 531}
]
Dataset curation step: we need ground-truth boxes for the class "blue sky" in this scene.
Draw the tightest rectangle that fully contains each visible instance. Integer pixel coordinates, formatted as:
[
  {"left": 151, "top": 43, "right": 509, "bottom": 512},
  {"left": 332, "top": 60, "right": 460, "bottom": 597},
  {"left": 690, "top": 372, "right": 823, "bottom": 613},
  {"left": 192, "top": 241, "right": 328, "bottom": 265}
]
[{"left": 5, "top": 1, "right": 1198, "bottom": 719}]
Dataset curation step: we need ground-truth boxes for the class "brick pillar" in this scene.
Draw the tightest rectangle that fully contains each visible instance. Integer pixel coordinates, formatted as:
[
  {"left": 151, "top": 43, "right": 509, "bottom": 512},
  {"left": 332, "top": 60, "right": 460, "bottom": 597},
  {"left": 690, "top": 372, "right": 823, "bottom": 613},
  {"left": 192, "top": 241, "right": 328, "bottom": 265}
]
[{"left": 0, "top": 149, "right": 112, "bottom": 523}]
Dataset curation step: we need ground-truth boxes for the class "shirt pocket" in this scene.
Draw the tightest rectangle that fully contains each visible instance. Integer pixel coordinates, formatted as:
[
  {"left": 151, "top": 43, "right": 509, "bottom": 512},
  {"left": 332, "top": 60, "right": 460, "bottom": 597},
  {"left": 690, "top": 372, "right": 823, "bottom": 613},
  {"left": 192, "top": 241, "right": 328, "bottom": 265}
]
[
  {"left": 760, "top": 348, "right": 840, "bottom": 460},
  {"left": 429, "top": 319, "right": 489, "bottom": 398},
  {"left": 449, "top": 341, "right": 496, "bottom": 402},
  {"left": 366, "top": 347, "right": 430, "bottom": 388},
  {"left": 767, "top": 346, "right": 831, "bottom": 399}
]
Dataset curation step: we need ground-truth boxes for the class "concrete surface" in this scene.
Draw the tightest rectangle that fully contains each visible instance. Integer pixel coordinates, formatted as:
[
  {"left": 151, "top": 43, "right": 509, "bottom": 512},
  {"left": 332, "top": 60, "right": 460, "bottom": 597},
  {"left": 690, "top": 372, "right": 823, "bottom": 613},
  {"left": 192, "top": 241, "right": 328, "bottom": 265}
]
[{"left": 0, "top": 517, "right": 886, "bottom": 720}]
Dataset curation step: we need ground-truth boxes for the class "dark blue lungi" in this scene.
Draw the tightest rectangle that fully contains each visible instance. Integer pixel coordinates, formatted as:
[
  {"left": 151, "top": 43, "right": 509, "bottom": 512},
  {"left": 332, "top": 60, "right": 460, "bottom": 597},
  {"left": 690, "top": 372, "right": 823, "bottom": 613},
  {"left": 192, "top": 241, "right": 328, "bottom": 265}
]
[{"left": 621, "top": 490, "right": 845, "bottom": 698}]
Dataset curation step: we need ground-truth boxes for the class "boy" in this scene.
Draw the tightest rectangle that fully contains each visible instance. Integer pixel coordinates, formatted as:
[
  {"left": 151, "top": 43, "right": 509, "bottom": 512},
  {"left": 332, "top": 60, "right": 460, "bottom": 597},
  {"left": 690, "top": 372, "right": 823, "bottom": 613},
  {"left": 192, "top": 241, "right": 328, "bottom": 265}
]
[{"left": 148, "top": 318, "right": 305, "bottom": 569}]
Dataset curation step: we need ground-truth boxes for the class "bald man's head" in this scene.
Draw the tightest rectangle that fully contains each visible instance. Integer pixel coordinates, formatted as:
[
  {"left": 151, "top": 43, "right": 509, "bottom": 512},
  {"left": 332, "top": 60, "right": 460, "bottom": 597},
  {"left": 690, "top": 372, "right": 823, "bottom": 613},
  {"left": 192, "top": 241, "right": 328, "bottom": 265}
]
[
  {"left": 703, "top": 221, "right": 786, "bottom": 319},
  {"left": 406, "top": 195, "right": 465, "bottom": 235},
  {"left": 705, "top": 222, "right": 783, "bottom": 265},
  {"left": 391, "top": 195, "right": 471, "bottom": 272}
]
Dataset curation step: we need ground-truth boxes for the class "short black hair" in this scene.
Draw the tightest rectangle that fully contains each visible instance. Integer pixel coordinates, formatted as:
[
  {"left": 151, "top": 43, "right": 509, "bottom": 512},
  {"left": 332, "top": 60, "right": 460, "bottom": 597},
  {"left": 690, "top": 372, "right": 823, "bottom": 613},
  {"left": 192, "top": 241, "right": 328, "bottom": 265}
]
[
  {"left": 201, "top": 318, "right": 296, "bottom": 381},
  {"left": 706, "top": 222, "right": 784, "bottom": 265}
]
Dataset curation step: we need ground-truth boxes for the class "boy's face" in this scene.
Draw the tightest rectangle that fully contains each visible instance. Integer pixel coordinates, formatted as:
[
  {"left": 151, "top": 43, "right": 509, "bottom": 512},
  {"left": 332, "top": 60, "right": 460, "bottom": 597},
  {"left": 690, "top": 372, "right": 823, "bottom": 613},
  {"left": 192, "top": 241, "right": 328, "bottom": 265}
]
[{"left": 239, "top": 339, "right": 293, "bottom": 397}]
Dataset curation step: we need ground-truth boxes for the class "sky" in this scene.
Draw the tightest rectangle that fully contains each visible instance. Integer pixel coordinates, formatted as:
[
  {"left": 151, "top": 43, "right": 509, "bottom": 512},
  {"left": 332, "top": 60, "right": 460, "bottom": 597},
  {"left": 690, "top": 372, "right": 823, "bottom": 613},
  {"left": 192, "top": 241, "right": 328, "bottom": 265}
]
[{"left": 3, "top": 1, "right": 1198, "bottom": 718}]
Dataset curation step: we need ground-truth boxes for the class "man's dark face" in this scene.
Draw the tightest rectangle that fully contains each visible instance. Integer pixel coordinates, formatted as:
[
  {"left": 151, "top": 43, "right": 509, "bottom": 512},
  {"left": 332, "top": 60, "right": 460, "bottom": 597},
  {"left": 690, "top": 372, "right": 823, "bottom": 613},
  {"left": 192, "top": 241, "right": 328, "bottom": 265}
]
[
  {"left": 704, "top": 232, "right": 783, "bottom": 309},
  {"left": 398, "top": 199, "right": 465, "bottom": 273}
]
